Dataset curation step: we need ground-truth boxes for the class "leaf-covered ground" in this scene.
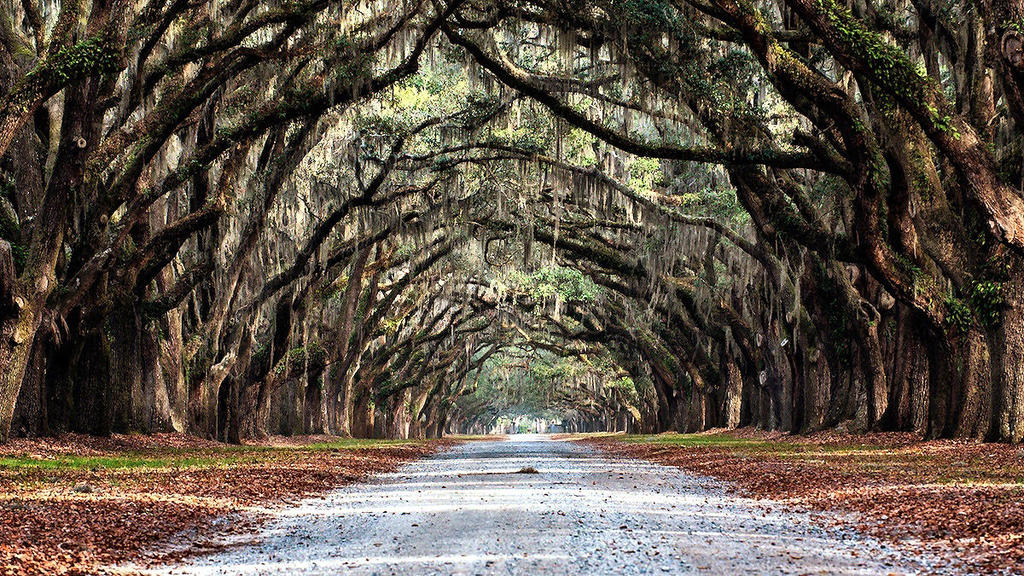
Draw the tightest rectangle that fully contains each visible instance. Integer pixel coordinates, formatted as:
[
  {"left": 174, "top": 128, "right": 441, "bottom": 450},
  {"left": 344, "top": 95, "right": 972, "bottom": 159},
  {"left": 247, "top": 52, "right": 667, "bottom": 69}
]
[
  {"left": 575, "top": 431, "right": 1024, "bottom": 575},
  {"left": 0, "top": 433, "right": 450, "bottom": 576}
]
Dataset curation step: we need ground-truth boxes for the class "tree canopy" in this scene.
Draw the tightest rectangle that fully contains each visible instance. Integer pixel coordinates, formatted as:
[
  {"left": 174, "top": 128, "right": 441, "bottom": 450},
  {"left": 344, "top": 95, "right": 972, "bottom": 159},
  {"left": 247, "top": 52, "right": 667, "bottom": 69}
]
[{"left": 1, "top": 0, "right": 1024, "bottom": 442}]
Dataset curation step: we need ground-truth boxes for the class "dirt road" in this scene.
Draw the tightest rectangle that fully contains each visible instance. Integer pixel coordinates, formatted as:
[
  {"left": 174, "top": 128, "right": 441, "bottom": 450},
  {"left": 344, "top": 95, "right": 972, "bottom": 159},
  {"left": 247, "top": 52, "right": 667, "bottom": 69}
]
[{"left": 133, "top": 435, "right": 942, "bottom": 575}]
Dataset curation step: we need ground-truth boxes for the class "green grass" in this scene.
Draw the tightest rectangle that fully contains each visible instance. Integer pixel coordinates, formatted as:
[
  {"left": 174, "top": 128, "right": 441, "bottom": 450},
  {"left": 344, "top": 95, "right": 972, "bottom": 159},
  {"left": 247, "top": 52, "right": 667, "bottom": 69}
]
[
  {"left": 0, "top": 454, "right": 230, "bottom": 470},
  {"left": 303, "top": 438, "right": 422, "bottom": 450},
  {"left": 620, "top": 433, "right": 780, "bottom": 449},
  {"left": 441, "top": 434, "right": 503, "bottom": 441},
  {"left": 614, "top": 432, "right": 889, "bottom": 453},
  {"left": 0, "top": 437, "right": 429, "bottom": 471},
  {"left": 603, "top": 432, "right": 1024, "bottom": 485}
]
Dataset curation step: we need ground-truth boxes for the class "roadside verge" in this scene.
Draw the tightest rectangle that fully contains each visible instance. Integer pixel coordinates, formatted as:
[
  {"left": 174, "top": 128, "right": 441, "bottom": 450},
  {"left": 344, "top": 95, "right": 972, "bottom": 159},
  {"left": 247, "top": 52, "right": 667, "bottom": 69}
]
[
  {"left": 571, "top": 430, "right": 1023, "bottom": 575},
  {"left": 0, "top": 434, "right": 452, "bottom": 576}
]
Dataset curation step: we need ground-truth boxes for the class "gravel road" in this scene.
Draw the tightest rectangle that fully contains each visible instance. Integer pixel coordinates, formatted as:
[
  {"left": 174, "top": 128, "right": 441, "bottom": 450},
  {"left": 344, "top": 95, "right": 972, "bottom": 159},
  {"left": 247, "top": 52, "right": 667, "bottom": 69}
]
[{"left": 132, "top": 435, "right": 942, "bottom": 575}]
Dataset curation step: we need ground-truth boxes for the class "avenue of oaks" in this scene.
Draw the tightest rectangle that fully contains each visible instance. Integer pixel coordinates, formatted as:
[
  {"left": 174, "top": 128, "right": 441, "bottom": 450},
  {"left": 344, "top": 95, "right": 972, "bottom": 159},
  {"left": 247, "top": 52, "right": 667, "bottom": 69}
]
[{"left": 1, "top": 0, "right": 1024, "bottom": 443}]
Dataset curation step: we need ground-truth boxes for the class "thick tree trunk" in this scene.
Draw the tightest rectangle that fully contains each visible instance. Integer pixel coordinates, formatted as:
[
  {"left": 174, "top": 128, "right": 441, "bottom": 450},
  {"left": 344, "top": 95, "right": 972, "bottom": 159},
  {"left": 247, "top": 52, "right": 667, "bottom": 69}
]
[
  {"left": 881, "top": 308, "right": 930, "bottom": 433},
  {"left": 723, "top": 360, "right": 743, "bottom": 428},
  {"left": 927, "top": 327, "right": 991, "bottom": 439},
  {"left": 0, "top": 312, "right": 36, "bottom": 442},
  {"left": 954, "top": 331, "right": 993, "bottom": 439},
  {"left": 155, "top": 308, "right": 188, "bottom": 432},
  {"left": 994, "top": 256, "right": 1024, "bottom": 442},
  {"left": 191, "top": 349, "right": 236, "bottom": 439},
  {"left": 0, "top": 239, "right": 21, "bottom": 441},
  {"left": 390, "top": 388, "right": 411, "bottom": 439},
  {"left": 304, "top": 377, "right": 326, "bottom": 434},
  {"left": 11, "top": 336, "right": 48, "bottom": 437},
  {"left": 350, "top": 385, "right": 374, "bottom": 438},
  {"left": 0, "top": 287, "right": 48, "bottom": 442}
]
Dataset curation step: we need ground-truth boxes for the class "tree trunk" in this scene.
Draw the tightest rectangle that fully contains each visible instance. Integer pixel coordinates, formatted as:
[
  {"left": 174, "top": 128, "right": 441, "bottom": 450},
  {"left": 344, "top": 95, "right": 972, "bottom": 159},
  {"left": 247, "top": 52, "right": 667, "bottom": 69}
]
[
  {"left": 994, "top": 256, "right": 1024, "bottom": 442},
  {"left": 723, "top": 360, "right": 743, "bottom": 428},
  {"left": 927, "top": 327, "right": 991, "bottom": 439}
]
